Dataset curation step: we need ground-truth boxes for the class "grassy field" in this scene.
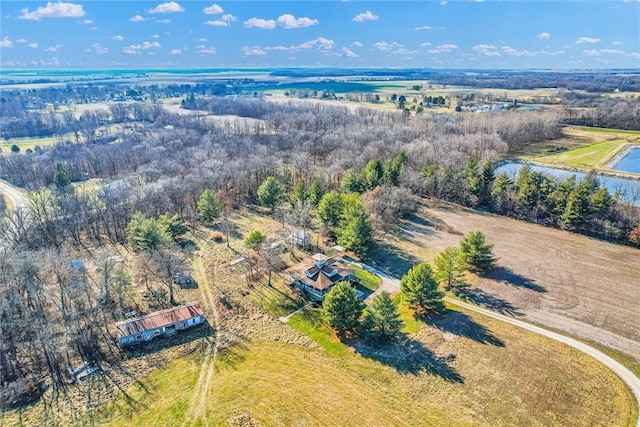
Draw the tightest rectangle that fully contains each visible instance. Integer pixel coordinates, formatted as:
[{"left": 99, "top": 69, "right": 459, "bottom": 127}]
[
  {"left": 516, "top": 126, "right": 640, "bottom": 170},
  {"left": 86, "top": 303, "right": 636, "bottom": 427},
  {"left": 0, "top": 135, "right": 67, "bottom": 152}
]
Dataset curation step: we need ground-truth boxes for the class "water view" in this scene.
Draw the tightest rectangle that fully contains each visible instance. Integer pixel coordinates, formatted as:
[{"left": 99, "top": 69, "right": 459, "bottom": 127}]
[
  {"left": 496, "top": 162, "right": 640, "bottom": 204},
  {"left": 611, "top": 147, "right": 640, "bottom": 174}
]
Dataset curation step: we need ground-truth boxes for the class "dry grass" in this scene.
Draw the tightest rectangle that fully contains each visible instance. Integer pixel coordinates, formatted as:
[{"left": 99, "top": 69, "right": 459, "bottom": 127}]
[{"left": 88, "top": 305, "right": 635, "bottom": 427}]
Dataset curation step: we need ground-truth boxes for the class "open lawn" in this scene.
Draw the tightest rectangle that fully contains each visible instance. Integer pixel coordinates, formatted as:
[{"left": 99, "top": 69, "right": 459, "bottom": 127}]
[
  {"left": 380, "top": 200, "right": 640, "bottom": 361},
  {"left": 350, "top": 262, "right": 382, "bottom": 291},
  {"left": 515, "top": 126, "right": 640, "bottom": 171},
  {"left": 86, "top": 304, "right": 636, "bottom": 427}
]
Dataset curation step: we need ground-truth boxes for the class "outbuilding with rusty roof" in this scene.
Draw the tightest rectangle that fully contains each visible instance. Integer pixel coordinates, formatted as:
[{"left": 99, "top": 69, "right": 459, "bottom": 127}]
[{"left": 115, "top": 302, "right": 205, "bottom": 347}]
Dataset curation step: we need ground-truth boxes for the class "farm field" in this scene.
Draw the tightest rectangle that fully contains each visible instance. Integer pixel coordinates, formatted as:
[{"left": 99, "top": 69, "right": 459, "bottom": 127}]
[
  {"left": 515, "top": 126, "right": 640, "bottom": 171},
  {"left": 379, "top": 201, "right": 640, "bottom": 360}
]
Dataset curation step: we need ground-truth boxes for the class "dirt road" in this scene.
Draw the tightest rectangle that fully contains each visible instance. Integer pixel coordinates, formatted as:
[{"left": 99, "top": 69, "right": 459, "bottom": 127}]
[
  {"left": 0, "top": 179, "right": 29, "bottom": 210},
  {"left": 358, "top": 258, "right": 640, "bottom": 427},
  {"left": 446, "top": 297, "right": 640, "bottom": 427}
]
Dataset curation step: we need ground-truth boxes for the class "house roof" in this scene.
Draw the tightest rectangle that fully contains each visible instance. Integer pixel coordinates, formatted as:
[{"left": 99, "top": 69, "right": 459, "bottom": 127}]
[
  {"left": 284, "top": 254, "right": 355, "bottom": 291},
  {"left": 114, "top": 302, "right": 204, "bottom": 338}
]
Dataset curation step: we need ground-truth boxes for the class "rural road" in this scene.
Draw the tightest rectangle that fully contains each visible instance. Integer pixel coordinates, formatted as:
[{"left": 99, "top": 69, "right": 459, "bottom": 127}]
[
  {"left": 354, "top": 259, "right": 640, "bottom": 427},
  {"left": 0, "top": 178, "right": 29, "bottom": 210}
]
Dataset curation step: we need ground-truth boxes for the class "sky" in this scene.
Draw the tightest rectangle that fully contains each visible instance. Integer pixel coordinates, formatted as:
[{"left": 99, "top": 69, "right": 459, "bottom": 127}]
[{"left": 0, "top": 1, "right": 639, "bottom": 69}]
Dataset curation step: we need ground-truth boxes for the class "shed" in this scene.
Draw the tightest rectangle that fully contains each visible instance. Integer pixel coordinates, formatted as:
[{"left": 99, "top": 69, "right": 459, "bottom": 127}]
[
  {"left": 290, "top": 230, "right": 311, "bottom": 248},
  {"left": 115, "top": 302, "right": 204, "bottom": 347}
]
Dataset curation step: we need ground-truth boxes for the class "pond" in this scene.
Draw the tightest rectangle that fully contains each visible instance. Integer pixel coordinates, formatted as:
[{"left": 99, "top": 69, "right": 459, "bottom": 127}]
[
  {"left": 495, "top": 162, "right": 640, "bottom": 204},
  {"left": 611, "top": 147, "right": 640, "bottom": 174}
]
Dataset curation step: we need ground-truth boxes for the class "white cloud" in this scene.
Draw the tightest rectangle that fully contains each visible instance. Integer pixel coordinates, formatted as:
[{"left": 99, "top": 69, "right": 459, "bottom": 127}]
[
  {"left": 112, "top": 35, "right": 124, "bottom": 41},
  {"left": 613, "top": 41, "right": 623, "bottom": 46},
  {"left": 537, "top": 32, "right": 550, "bottom": 40},
  {"left": 130, "top": 15, "right": 145, "bottom": 22},
  {"left": 299, "top": 37, "right": 334, "bottom": 51},
  {"left": 28, "top": 42, "right": 39, "bottom": 48},
  {"left": 502, "top": 46, "right": 536, "bottom": 56},
  {"left": 393, "top": 48, "right": 417, "bottom": 55},
  {"left": 156, "top": 19, "right": 171, "bottom": 24},
  {"left": 81, "top": 19, "right": 92, "bottom": 24},
  {"left": 374, "top": 41, "right": 402, "bottom": 51},
  {"left": 199, "top": 38, "right": 207, "bottom": 42},
  {"left": 429, "top": 43, "right": 457, "bottom": 54},
  {"left": 86, "top": 43, "right": 108, "bottom": 54},
  {"left": 415, "top": 25, "right": 432, "bottom": 31},
  {"left": 473, "top": 0, "right": 485, "bottom": 2},
  {"left": 44, "top": 44, "right": 63, "bottom": 52},
  {"left": 16, "top": 38, "right": 27, "bottom": 43},
  {"left": 353, "top": 11, "right": 378, "bottom": 22},
  {"left": 205, "top": 20, "right": 226, "bottom": 26},
  {"left": 20, "top": 2, "right": 85, "bottom": 20},
  {"left": 151, "top": 34, "right": 160, "bottom": 39},
  {"left": 351, "top": 41, "right": 363, "bottom": 47},
  {"left": 149, "top": 2, "right": 184, "bottom": 14},
  {"left": 277, "top": 14, "right": 318, "bottom": 29},
  {"left": 627, "top": 52, "right": 640, "bottom": 58},
  {"left": 198, "top": 47, "right": 216, "bottom": 55},
  {"left": 202, "top": 3, "right": 223, "bottom": 14},
  {"left": 473, "top": 44, "right": 500, "bottom": 56},
  {"left": 421, "top": 42, "right": 431, "bottom": 47},
  {"left": 205, "top": 14, "right": 236, "bottom": 26},
  {"left": 576, "top": 37, "right": 601, "bottom": 44},
  {"left": 243, "top": 46, "right": 267, "bottom": 56},
  {"left": 599, "top": 49, "right": 624, "bottom": 55},
  {"left": 170, "top": 49, "right": 181, "bottom": 55},
  {"left": 264, "top": 37, "right": 335, "bottom": 53},
  {"left": 0, "top": 37, "right": 13, "bottom": 48},
  {"left": 582, "top": 49, "right": 600, "bottom": 56},
  {"left": 122, "top": 41, "right": 161, "bottom": 55},
  {"left": 340, "top": 47, "right": 358, "bottom": 58},
  {"left": 440, "top": 0, "right": 447, "bottom": 4},
  {"left": 244, "top": 18, "right": 276, "bottom": 29},
  {"left": 122, "top": 46, "right": 142, "bottom": 55}
]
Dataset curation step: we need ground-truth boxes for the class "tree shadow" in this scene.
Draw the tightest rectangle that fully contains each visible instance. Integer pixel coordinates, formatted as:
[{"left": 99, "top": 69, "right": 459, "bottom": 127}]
[
  {"left": 421, "top": 309, "right": 505, "bottom": 347},
  {"left": 353, "top": 337, "right": 464, "bottom": 383},
  {"left": 366, "top": 242, "right": 418, "bottom": 278},
  {"left": 484, "top": 266, "right": 547, "bottom": 293},
  {"left": 453, "top": 285, "right": 524, "bottom": 317},
  {"left": 215, "top": 341, "right": 249, "bottom": 371}
]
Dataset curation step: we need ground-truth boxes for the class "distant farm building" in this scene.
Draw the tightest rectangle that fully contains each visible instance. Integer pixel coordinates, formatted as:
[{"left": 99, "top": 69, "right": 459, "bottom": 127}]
[
  {"left": 284, "top": 253, "right": 355, "bottom": 302},
  {"left": 115, "top": 302, "right": 205, "bottom": 347}
]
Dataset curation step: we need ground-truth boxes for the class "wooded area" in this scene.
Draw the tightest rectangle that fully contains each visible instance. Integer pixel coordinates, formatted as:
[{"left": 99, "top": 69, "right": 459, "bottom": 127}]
[{"left": 1, "top": 85, "right": 639, "bottom": 408}]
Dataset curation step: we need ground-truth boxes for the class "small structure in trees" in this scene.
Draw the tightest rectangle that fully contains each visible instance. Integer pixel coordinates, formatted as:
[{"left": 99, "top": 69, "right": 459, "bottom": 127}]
[
  {"left": 174, "top": 271, "right": 195, "bottom": 288},
  {"left": 115, "top": 302, "right": 205, "bottom": 347},
  {"left": 290, "top": 229, "right": 311, "bottom": 249}
]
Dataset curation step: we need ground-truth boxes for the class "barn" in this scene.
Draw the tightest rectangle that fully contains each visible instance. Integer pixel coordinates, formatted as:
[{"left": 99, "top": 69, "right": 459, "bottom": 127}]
[{"left": 115, "top": 302, "right": 205, "bottom": 347}]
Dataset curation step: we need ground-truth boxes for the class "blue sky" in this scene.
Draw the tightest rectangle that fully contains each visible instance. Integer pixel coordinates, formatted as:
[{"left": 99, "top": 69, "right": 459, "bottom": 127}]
[{"left": 1, "top": 1, "right": 639, "bottom": 69}]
